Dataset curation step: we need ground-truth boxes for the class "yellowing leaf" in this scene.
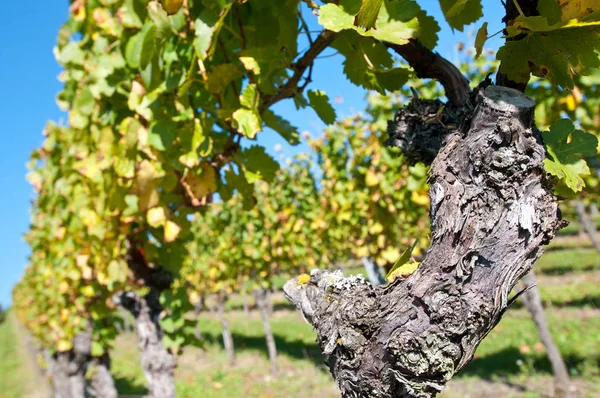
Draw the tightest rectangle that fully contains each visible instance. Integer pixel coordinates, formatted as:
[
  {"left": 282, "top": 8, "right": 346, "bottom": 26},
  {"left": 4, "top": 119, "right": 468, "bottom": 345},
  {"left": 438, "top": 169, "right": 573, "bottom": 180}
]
[
  {"left": 369, "top": 222, "right": 384, "bottom": 235},
  {"left": 411, "top": 190, "right": 430, "bottom": 206},
  {"left": 163, "top": 0, "right": 184, "bottom": 15},
  {"left": 107, "top": 260, "right": 128, "bottom": 284},
  {"left": 57, "top": 339, "right": 72, "bottom": 352},
  {"left": 386, "top": 261, "right": 420, "bottom": 282},
  {"left": 82, "top": 285, "right": 95, "bottom": 297},
  {"left": 558, "top": 0, "right": 598, "bottom": 21},
  {"left": 181, "top": 163, "right": 217, "bottom": 206},
  {"left": 132, "top": 160, "right": 162, "bottom": 212},
  {"left": 164, "top": 220, "right": 181, "bottom": 242},
  {"left": 147, "top": 206, "right": 166, "bottom": 227},
  {"left": 365, "top": 170, "right": 380, "bottom": 187},
  {"left": 380, "top": 246, "right": 401, "bottom": 263},
  {"left": 474, "top": 21, "right": 488, "bottom": 59},
  {"left": 297, "top": 274, "right": 310, "bottom": 285}
]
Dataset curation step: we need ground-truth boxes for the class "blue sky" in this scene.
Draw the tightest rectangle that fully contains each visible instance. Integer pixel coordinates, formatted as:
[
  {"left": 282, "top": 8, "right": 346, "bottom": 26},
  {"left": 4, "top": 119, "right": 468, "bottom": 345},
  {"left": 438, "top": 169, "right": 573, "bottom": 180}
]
[{"left": 0, "top": 1, "right": 505, "bottom": 307}]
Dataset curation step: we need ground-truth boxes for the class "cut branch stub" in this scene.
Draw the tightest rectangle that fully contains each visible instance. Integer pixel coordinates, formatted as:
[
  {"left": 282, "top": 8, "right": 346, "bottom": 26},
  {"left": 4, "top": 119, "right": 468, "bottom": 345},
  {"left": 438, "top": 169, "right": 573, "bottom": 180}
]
[{"left": 284, "top": 86, "right": 562, "bottom": 398}]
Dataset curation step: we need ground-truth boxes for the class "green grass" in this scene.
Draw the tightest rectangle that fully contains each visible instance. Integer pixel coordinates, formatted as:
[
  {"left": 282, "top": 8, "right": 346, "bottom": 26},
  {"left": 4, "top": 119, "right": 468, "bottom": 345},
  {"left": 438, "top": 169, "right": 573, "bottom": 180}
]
[
  {"left": 536, "top": 248, "right": 600, "bottom": 275},
  {"left": 109, "top": 304, "right": 600, "bottom": 397},
  {"left": 0, "top": 312, "right": 27, "bottom": 398}
]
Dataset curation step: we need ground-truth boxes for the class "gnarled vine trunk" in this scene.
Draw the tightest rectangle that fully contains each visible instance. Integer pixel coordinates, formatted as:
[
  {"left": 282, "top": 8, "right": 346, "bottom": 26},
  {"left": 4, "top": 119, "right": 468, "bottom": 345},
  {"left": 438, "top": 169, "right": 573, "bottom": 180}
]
[
  {"left": 117, "top": 238, "right": 177, "bottom": 398},
  {"left": 284, "top": 86, "right": 562, "bottom": 397},
  {"left": 47, "top": 331, "right": 91, "bottom": 398}
]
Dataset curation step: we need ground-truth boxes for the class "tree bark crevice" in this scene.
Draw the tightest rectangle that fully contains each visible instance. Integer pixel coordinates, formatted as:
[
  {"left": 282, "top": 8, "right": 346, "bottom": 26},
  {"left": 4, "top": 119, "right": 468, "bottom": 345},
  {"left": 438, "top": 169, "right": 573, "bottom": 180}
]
[{"left": 284, "top": 86, "right": 563, "bottom": 397}]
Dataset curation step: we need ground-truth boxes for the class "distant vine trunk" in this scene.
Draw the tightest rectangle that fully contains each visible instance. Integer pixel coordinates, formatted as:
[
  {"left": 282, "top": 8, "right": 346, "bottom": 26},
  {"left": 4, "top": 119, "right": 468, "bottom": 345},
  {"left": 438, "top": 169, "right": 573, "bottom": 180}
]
[
  {"left": 519, "top": 271, "right": 571, "bottom": 398},
  {"left": 47, "top": 331, "right": 91, "bottom": 398},
  {"left": 118, "top": 238, "right": 176, "bottom": 398},
  {"left": 284, "top": 86, "right": 562, "bottom": 397},
  {"left": 362, "top": 257, "right": 386, "bottom": 286},
  {"left": 88, "top": 354, "right": 118, "bottom": 398},
  {"left": 217, "top": 293, "right": 236, "bottom": 365},
  {"left": 574, "top": 200, "right": 600, "bottom": 252},
  {"left": 193, "top": 298, "right": 205, "bottom": 341},
  {"left": 255, "top": 288, "right": 278, "bottom": 372}
]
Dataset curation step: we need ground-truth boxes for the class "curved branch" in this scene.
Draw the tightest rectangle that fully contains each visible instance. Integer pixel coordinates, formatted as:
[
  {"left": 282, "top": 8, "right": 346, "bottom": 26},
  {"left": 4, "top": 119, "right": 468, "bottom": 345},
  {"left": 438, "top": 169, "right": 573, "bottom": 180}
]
[
  {"left": 259, "top": 29, "right": 339, "bottom": 113},
  {"left": 388, "top": 40, "right": 470, "bottom": 106},
  {"left": 284, "top": 86, "right": 562, "bottom": 397}
]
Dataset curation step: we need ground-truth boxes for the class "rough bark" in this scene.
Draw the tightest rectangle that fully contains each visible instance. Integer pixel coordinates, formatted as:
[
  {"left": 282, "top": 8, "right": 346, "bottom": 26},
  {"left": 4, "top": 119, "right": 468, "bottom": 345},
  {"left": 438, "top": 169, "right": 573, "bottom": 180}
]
[
  {"left": 217, "top": 293, "right": 236, "bottom": 365},
  {"left": 574, "top": 200, "right": 600, "bottom": 252},
  {"left": 519, "top": 272, "right": 571, "bottom": 398},
  {"left": 47, "top": 331, "right": 91, "bottom": 398},
  {"left": 362, "top": 257, "right": 386, "bottom": 286},
  {"left": 284, "top": 86, "right": 562, "bottom": 397},
  {"left": 88, "top": 354, "right": 118, "bottom": 398},
  {"left": 255, "top": 288, "right": 278, "bottom": 372},
  {"left": 117, "top": 290, "right": 177, "bottom": 398},
  {"left": 116, "top": 238, "right": 177, "bottom": 398}
]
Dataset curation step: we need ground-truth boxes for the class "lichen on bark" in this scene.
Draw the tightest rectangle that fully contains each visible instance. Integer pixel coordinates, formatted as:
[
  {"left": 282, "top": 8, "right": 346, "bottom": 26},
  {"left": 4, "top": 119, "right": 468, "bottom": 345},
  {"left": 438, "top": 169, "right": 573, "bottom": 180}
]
[{"left": 284, "top": 86, "right": 563, "bottom": 398}]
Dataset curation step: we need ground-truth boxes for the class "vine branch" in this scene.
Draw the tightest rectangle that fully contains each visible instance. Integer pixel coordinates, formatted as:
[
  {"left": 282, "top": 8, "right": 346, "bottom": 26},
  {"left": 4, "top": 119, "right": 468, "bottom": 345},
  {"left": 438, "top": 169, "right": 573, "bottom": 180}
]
[
  {"left": 387, "top": 40, "right": 470, "bottom": 106},
  {"left": 260, "top": 29, "right": 339, "bottom": 113}
]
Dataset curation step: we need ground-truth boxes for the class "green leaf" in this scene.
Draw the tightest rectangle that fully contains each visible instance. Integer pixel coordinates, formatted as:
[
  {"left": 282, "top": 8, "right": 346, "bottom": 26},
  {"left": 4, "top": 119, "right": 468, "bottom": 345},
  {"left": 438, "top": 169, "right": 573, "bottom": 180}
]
[
  {"left": 240, "top": 84, "right": 259, "bottom": 110},
  {"left": 119, "top": 0, "right": 144, "bottom": 28},
  {"left": 205, "top": 63, "right": 244, "bottom": 93},
  {"left": 58, "top": 42, "right": 85, "bottom": 65},
  {"left": 538, "top": 0, "right": 562, "bottom": 25},
  {"left": 318, "top": 2, "right": 421, "bottom": 45},
  {"left": 542, "top": 119, "right": 598, "bottom": 192},
  {"left": 193, "top": 17, "right": 214, "bottom": 60},
  {"left": 74, "top": 87, "right": 95, "bottom": 116},
  {"left": 147, "top": 1, "right": 172, "bottom": 44},
  {"left": 438, "top": 0, "right": 483, "bottom": 32},
  {"left": 307, "top": 90, "right": 336, "bottom": 125},
  {"left": 125, "top": 21, "right": 157, "bottom": 70},
  {"left": 354, "top": 0, "right": 383, "bottom": 30},
  {"left": 232, "top": 109, "right": 262, "bottom": 138},
  {"left": 148, "top": 120, "right": 177, "bottom": 151},
  {"left": 107, "top": 260, "right": 128, "bottom": 284},
  {"left": 262, "top": 110, "right": 300, "bottom": 145},
  {"left": 474, "top": 21, "right": 488, "bottom": 59},
  {"left": 498, "top": 13, "right": 600, "bottom": 88},
  {"left": 139, "top": 22, "right": 158, "bottom": 70},
  {"left": 242, "top": 146, "right": 280, "bottom": 183}
]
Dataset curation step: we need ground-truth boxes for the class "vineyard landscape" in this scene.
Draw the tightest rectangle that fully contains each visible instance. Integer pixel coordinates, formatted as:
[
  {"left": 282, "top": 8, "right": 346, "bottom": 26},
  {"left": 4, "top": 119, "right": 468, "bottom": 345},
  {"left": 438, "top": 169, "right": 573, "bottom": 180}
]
[{"left": 1, "top": 1, "right": 600, "bottom": 398}]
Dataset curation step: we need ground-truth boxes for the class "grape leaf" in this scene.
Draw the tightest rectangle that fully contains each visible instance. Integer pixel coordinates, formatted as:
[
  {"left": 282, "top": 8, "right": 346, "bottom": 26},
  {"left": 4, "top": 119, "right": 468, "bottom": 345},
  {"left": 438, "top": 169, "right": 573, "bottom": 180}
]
[
  {"left": 307, "top": 90, "right": 336, "bottom": 125},
  {"left": 318, "top": 2, "right": 421, "bottom": 45},
  {"left": 181, "top": 163, "right": 217, "bottom": 206},
  {"left": 232, "top": 108, "right": 262, "bottom": 138},
  {"left": 147, "top": 1, "right": 172, "bottom": 45},
  {"left": 474, "top": 22, "right": 488, "bottom": 59},
  {"left": 542, "top": 119, "right": 599, "bottom": 192},
  {"left": 497, "top": 13, "right": 600, "bottom": 89},
  {"left": 354, "top": 0, "right": 383, "bottom": 30},
  {"left": 242, "top": 146, "right": 280, "bottom": 183},
  {"left": 538, "top": 0, "right": 562, "bottom": 25},
  {"left": 438, "top": 0, "right": 483, "bottom": 31},
  {"left": 262, "top": 110, "right": 300, "bottom": 145}
]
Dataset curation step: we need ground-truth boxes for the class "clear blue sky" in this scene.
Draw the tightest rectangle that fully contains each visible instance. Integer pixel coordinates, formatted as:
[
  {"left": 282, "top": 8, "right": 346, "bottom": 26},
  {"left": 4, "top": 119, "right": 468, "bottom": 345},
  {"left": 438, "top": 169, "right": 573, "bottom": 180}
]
[{"left": 0, "top": 1, "right": 505, "bottom": 307}]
